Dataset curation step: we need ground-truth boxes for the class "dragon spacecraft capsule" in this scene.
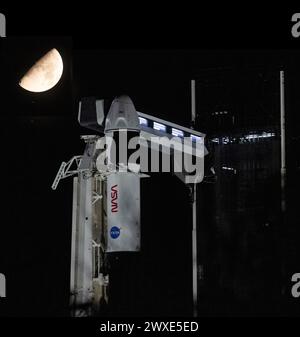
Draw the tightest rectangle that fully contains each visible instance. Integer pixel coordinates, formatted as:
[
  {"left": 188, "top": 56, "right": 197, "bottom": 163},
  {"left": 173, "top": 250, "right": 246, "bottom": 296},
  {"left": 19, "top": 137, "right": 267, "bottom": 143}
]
[{"left": 104, "top": 95, "right": 140, "bottom": 134}]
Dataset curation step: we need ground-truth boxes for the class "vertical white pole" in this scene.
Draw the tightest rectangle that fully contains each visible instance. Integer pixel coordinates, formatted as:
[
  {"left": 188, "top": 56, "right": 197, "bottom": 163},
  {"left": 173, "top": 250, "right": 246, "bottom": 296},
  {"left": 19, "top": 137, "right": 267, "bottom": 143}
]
[
  {"left": 192, "top": 185, "right": 198, "bottom": 317},
  {"left": 280, "top": 71, "right": 286, "bottom": 213},
  {"left": 0, "top": 273, "right": 6, "bottom": 298},
  {"left": 0, "top": 13, "right": 6, "bottom": 37},
  {"left": 191, "top": 80, "right": 196, "bottom": 126},
  {"left": 191, "top": 79, "right": 198, "bottom": 317},
  {"left": 70, "top": 177, "right": 78, "bottom": 313}
]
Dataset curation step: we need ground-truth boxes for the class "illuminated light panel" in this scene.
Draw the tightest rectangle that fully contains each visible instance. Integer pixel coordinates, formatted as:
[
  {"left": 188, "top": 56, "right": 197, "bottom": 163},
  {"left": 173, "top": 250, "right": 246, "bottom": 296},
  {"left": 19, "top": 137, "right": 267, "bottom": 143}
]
[
  {"left": 172, "top": 128, "right": 184, "bottom": 137},
  {"left": 139, "top": 117, "right": 148, "bottom": 126},
  {"left": 153, "top": 122, "right": 166, "bottom": 132},
  {"left": 190, "top": 134, "right": 202, "bottom": 142}
]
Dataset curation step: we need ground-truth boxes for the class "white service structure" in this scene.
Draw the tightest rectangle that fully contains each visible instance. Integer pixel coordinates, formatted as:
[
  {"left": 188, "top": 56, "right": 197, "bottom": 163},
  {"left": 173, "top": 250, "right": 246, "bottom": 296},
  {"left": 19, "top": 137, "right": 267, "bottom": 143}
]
[{"left": 52, "top": 94, "right": 206, "bottom": 316}]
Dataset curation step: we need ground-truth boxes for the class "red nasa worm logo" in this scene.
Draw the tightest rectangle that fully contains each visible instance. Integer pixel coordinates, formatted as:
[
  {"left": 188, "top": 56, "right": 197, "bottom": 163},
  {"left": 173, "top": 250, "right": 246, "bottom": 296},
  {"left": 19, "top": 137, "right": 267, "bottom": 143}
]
[{"left": 111, "top": 185, "right": 118, "bottom": 213}]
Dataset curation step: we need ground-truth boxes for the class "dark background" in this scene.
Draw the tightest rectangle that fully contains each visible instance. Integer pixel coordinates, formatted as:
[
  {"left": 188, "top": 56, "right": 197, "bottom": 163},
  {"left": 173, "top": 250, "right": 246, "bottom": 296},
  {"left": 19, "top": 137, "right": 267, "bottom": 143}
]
[{"left": 1, "top": 37, "right": 300, "bottom": 316}]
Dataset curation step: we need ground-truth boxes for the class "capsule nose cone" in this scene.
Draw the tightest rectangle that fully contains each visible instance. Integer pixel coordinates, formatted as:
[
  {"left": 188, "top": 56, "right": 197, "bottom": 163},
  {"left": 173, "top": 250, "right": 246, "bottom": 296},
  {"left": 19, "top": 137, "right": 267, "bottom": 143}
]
[
  {"left": 105, "top": 95, "right": 140, "bottom": 133},
  {"left": 114, "top": 95, "right": 134, "bottom": 105}
]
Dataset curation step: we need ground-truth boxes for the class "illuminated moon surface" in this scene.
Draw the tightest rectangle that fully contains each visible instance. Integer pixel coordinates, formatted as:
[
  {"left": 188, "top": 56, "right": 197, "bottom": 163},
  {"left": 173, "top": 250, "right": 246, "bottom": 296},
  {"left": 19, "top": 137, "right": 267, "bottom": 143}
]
[{"left": 19, "top": 48, "right": 63, "bottom": 93}]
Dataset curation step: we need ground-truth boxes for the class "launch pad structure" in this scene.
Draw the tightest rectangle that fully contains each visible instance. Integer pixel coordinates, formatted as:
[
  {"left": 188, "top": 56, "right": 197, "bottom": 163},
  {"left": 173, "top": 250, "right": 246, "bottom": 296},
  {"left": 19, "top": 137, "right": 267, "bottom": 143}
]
[{"left": 52, "top": 88, "right": 207, "bottom": 317}]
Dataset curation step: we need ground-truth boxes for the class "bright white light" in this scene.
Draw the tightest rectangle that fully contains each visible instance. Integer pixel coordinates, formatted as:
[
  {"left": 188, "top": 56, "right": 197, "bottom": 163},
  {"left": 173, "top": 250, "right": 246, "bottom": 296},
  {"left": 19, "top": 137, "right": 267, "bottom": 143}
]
[
  {"left": 222, "top": 166, "right": 234, "bottom": 171},
  {"left": 190, "top": 134, "right": 202, "bottom": 142},
  {"left": 222, "top": 137, "right": 229, "bottom": 144},
  {"left": 172, "top": 128, "right": 184, "bottom": 137},
  {"left": 139, "top": 117, "right": 148, "bottom": 126},
  {"left": 245, "top": 132, "right": 275, "bottom": 140},
  {"left": 211, "top": 132, "right": 275, "bottom": 145},
  {"left": 19, "top": 48, "right": 63, "bottom": 93},
  {"left": 153, "top": 122, "right": 166, "bottom": 132},
  {"left": 222, "top": 166, "right": 237, "bottom": 174}
]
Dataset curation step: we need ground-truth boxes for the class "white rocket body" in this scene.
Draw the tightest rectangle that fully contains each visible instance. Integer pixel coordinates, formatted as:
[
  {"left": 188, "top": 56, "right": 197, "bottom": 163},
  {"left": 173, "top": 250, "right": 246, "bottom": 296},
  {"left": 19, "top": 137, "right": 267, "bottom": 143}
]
[
  {"left": 105, "top": 96, "right": 141, "bottom": 252},
  {"left": 107, "top": 173, "right": 141, "bottom": 252}
]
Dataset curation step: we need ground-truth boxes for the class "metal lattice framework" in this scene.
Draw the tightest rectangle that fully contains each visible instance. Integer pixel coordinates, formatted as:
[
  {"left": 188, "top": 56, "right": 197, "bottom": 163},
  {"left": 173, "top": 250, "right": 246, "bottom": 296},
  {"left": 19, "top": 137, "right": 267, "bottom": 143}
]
[{"left": 51, "top": 156, "right": 83, "bottom": 190}]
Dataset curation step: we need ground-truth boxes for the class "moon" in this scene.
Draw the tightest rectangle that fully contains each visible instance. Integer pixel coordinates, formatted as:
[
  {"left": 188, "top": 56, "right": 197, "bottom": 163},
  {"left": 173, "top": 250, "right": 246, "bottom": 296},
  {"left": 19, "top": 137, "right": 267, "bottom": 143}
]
[{"left": 19, "top": 48, "right": 63, "bottom": 93}]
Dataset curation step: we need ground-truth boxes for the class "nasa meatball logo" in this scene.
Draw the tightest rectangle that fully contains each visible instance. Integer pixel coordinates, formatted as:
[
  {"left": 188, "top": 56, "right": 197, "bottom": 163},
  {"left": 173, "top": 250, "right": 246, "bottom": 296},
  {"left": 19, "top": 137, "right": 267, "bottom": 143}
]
[{"left": 110, "top": 226, "right": 121, "bottom": 239}]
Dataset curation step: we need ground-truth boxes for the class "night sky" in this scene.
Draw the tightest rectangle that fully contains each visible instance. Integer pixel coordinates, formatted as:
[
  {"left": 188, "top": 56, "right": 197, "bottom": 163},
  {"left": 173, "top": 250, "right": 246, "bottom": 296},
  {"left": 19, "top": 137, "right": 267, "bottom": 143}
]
[{"left": 1, "top": 38, "right": 300, "bottom": 316}]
